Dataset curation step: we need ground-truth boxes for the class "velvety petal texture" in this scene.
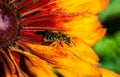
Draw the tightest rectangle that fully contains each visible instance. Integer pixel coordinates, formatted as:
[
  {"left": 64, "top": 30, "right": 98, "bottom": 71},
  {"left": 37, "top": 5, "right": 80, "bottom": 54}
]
[
  {"left": 18, "top": 0, "right": 109, "bottom": 14},
  {"left": 0, "top": 0, "right": 119, "bottom": 77},
  {"left": 21, "top": 12, "right": 106, "bottom": 46},
  {"left": 18, "top": 0, "right": 108, "bottom": 46},
  {"left": 18, "top": 41, "right": 101, "bottom": 77},
  {"left": 98, "top": 68, "right": 120, "bottom": 77},
  {"left": 18, "top": 38, "right": 99, "bottom": 66},
  {"left": 10, "top": 47, "right": 57, "bottom": 77}
]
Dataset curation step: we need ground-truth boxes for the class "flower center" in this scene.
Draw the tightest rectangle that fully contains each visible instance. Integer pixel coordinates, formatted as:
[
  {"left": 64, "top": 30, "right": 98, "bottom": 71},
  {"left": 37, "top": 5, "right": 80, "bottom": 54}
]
[{"left": 0, "top": 2, "right": 18, "bottom": 48}]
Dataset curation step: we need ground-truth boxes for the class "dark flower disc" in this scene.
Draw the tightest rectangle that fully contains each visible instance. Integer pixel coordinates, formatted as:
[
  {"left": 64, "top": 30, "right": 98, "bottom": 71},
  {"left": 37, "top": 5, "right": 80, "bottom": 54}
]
[{"left": 0, "top": 2, "right": 18, "bottom": 48}]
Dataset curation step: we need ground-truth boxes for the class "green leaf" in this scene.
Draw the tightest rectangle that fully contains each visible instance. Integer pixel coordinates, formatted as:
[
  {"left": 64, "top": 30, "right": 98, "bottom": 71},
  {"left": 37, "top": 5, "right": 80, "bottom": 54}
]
[
  {"left": 93, "top": 32, "right": 120, "bottom": 73},
  {"left": 114, "top": 31, "right": 120, "bottom": 47},
  {"left": 99, "top": 0, "right": 120, "bottom": 22}
]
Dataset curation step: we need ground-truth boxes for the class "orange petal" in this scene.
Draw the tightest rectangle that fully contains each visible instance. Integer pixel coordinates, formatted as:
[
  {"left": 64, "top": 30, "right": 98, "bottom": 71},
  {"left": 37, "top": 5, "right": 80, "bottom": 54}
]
[
  {"left": 0, "top": 54, "right": 11, "bottom": 77},
  {"left": 21, "top": 12, "right": 106, "bottom": 46},
  {"left": 55, "top": 59, "right": 101, "bottom": 77},
  {"left": 19, "top": 0, "right": 109, "bottom": 14},
  {"left": 98, "top": 68, "right": 120, "bottom": 77},
  {"left": 19, "top": 38, "right": 99, "bottom": 65},
  {"left": 10, "top": 48, "right": 57, "bottom": 77},
  {"left": 0, "top": 50, "right": 16, "bottom": 77},
  {"left": 62, "top": 13, "right": 106, "bottom": 46},
  {"left": 42, "top": 0, "right": 109, "bottom": 14},
  {"left": 18, "top": 41, "right": 102, "bottom": 77},
  {"left": 68, "top": 38, "right": 100, "bottom": 65}
]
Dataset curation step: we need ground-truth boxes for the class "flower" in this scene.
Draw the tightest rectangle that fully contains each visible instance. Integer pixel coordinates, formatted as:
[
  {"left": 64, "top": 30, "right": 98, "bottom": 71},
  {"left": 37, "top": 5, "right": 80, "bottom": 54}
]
[{"left": 0, "top": 0, "right": 119, "bottom": 77}]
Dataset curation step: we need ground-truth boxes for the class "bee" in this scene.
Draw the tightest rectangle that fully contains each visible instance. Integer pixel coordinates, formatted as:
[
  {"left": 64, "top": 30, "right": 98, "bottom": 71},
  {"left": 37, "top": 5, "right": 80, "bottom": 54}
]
[{"left": 35, "top": 31, "right": 72, "bottom": 46}]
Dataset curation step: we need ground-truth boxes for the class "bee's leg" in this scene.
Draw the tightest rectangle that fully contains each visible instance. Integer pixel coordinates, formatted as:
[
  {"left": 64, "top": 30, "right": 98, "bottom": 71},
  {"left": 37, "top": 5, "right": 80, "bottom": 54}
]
[
  {"left": 65, "top": 40, "right": 76, "bottom": 47},
  {"left": 60, "top": 41, "right": 63, "bottom": 47},
  {"left": 49, "top": 41, "right": 58, "bottom": 47},
  {"left": 65, "top": 42, "right": 71, "bottom": 47},
  {"left": 71, "top": 40, "right": 76, "bottom": 46}
]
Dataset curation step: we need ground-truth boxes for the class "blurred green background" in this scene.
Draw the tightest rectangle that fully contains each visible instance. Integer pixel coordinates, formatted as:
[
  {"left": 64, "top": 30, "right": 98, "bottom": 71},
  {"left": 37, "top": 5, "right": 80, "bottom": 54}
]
[{"left": 93, "top": 0, "right": 120, "bottom": 73}]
